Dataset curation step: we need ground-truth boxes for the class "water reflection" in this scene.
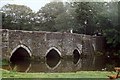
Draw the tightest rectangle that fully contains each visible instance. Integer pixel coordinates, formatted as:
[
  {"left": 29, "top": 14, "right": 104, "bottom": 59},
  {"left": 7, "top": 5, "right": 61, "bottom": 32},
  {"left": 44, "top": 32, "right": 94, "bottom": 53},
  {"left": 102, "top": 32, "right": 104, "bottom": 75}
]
[
  {"left": 2, "top": 55, "right": 109, "bottom": 72},
  {"left": 73, "top": 57, "right": 80, "bottom": 64},
  {"left": 2, "top": 59, "right": 82, "bottom": 72},
  {"left": 10, "top": 61, "right": 31, "bottom": 72},
  {"left": 45, "top": 48, "right": 61, "bottom": 70},
  {"left": 46, "top": 59, "right": 61, "bottom": 70},
  {"left": 2, "top": 61, "right": 31, "bottom": 72},
  {"left": 73, "top": 49, "right": 80, "bottom": 64},
  {"left": 74, "top": 58, "right": 82, "bottom": 67}
]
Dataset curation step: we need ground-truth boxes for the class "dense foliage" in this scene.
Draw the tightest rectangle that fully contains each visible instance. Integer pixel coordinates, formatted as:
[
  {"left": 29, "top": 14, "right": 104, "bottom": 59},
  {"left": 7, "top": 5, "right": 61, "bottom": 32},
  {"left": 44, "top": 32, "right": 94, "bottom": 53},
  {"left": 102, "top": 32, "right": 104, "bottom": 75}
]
[
  {"left": 1, "top": 4, "right": 35, "bottom": 30},
  {"left": 74, "top": 2, "right": 120, "bottom": 55}
]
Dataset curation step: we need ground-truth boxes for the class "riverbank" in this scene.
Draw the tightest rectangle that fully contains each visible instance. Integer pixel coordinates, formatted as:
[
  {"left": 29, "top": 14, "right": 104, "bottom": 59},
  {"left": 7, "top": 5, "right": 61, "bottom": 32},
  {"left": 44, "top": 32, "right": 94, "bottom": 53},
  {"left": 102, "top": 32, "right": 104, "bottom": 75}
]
[{"left": 1, "top": 68, "right": 115, "bottom": 78}]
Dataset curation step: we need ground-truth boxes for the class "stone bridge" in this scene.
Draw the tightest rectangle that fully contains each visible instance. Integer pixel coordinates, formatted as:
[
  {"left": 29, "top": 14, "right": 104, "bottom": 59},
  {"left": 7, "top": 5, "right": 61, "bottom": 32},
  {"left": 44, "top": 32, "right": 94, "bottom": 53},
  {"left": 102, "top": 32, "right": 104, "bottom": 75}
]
[{"left": 0, "top": 29, "right": 105, "bottom": 63}]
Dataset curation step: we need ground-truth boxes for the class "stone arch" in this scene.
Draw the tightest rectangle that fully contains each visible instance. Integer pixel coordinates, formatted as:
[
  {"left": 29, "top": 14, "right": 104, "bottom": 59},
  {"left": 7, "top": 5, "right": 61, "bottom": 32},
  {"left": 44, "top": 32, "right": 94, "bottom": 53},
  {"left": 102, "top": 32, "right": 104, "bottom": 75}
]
[
  {"left": 10, "top": 45, "right": 32, "bottom": 63},
  {"left": 73, "top": 49, "right": 81, "bottom": 64},
  {"left": 45, "top": 47, "right": 61, "bottom": 69},
  {"left": 45, "top": 47, "right": 61, "bottom": 57}
]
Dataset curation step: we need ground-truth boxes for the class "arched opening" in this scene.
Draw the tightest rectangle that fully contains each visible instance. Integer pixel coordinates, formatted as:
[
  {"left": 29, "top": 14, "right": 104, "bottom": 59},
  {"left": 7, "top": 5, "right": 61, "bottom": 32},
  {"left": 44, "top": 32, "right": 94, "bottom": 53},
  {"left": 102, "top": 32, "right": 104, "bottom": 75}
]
[
  {"left": 46, "top": 48, "right": 61, "bottom": 68},
  {"left": 73, "top": 49, "right": 80, "bottom": 64},
  {"left": 10, "top": 47, "right": 31, "bottom": 63}
]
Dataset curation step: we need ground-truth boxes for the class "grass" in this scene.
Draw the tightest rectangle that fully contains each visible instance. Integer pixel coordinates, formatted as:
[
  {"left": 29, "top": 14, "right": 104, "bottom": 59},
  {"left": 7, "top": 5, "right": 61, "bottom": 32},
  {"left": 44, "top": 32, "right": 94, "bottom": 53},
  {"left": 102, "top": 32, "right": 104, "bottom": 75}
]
[
  {"left": 1, "top": 68, "right": 116, "bottom": 78},
  {"left": 0, "top": 59, "right": 10, "bottom": 66}
]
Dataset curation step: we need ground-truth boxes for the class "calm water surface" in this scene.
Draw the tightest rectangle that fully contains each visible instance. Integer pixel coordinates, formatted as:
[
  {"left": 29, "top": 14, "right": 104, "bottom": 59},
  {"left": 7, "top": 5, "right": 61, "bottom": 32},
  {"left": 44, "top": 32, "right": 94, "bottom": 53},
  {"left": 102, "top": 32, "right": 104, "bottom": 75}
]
[{"left": 2, "top": 55, "right": 110, "bottom": 73}]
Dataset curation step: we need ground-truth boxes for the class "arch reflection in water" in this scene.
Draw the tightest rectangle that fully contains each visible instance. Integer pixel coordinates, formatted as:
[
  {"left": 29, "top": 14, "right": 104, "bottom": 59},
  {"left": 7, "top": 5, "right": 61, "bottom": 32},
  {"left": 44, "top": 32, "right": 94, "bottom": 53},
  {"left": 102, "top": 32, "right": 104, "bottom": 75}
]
[
  {"left": 73, "top": 49, "right": 81, "bottom": 64},
  {"left": 73, "top": 58, "right": 82, "bottom": 71},
  {"left": 46, "top": 60, "right": 61, "bottom": 70},
  {"left": 10, "top": 61, "right": 31, "bottom": 72},
  {"left": 46, "top": 47, "right": 61, "bottom": 70}
]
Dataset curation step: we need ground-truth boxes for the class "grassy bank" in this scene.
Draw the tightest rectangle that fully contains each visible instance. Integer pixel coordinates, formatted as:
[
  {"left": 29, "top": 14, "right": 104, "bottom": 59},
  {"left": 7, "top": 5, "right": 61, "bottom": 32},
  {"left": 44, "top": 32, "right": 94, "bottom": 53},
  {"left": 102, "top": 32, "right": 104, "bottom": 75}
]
[
  {"left": 0, "top": 59, "right": 10, "bottom": 66},
  {"left": 1, "top": 68, "right": 116, "bottom": 78}
]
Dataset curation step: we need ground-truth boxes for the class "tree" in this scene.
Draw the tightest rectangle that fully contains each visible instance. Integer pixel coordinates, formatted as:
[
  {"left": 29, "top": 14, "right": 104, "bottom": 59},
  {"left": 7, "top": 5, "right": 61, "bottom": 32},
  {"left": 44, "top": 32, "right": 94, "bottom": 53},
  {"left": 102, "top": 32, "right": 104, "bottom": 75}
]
[
  {"left": 74, "top": 2, "right": 97, "bottom": 35},
  {"left": 1, "top": 4, "right": 35, "bottom": 30},
  {"left": 54, "top": 2, "right": 78, "bottom": 32},
  {"left": 35, "top": 2, "right": 66, "bottom": 31},
  {"left": 74, "top": 2, "right": 120, "bottom": 55},
  {"left": 102, "top": 2, "right": 120, "bottom": 52}
]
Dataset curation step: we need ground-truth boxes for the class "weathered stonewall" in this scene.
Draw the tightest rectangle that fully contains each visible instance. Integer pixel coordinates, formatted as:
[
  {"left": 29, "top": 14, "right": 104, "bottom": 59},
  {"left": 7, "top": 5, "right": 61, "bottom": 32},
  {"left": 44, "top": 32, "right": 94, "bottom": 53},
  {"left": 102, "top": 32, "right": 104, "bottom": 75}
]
[{"left": 0, "top": 29, "right": 105, "bottom": 61}]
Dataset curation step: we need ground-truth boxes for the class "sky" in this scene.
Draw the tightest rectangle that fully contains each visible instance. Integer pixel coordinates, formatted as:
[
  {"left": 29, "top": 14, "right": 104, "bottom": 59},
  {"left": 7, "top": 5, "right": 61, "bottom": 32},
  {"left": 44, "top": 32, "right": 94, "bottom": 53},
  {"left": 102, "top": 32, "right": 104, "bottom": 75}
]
[
  {"left": 0, "top": 0, "right": 50, "bottom": 12},
  {"left": 0, "top": 0, "right": 118, "bottom": 12}
]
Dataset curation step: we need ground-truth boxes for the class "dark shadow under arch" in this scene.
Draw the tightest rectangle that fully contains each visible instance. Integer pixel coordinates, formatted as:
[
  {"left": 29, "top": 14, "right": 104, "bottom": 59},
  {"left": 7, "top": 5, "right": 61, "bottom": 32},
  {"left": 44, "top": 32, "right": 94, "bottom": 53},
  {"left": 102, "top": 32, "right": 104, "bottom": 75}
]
[
  {"left": 46, "top": 49, "right": 61, "bottom": 68},
  {"left": 10, "top": 47, "right": 31, "bottom": 63},
  {"left": 73, "top": 49, "right": 80, "bottom": 64}
]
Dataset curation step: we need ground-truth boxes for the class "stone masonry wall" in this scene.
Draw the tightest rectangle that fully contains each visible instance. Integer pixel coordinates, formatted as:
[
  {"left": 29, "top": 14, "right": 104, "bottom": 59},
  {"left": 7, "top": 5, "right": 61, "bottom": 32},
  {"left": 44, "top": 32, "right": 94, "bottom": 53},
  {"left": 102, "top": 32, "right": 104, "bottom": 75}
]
[{"left": 0, "top": 29, "right": 104, "bottom": 61}]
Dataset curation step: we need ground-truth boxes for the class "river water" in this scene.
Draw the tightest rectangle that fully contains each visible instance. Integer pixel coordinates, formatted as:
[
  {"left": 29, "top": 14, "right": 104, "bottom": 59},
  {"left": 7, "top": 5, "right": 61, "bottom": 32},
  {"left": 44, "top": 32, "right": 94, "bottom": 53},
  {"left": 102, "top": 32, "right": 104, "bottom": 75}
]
[{"left": 3, "top": 55, "right": 114, "bottom": 73}]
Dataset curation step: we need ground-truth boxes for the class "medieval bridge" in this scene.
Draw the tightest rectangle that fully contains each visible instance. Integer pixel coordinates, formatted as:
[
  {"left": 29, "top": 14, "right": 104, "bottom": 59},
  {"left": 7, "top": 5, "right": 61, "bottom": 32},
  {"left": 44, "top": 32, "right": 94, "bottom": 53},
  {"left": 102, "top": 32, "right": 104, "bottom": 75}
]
[{"left": 0, "top": 29, "right": 105, "bottom": 63}]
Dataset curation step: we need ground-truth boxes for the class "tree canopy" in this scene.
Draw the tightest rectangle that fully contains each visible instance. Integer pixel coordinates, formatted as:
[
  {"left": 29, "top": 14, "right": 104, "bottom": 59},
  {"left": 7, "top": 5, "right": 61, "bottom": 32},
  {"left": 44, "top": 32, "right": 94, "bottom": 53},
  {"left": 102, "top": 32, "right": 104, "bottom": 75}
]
[{"left": 1, "top": 4, "right": 34, "bottom": 30}]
